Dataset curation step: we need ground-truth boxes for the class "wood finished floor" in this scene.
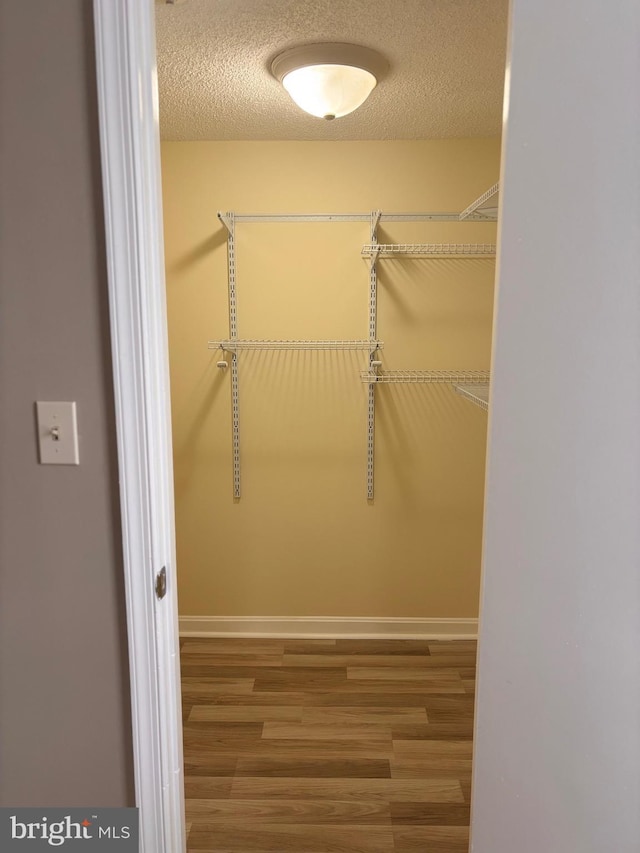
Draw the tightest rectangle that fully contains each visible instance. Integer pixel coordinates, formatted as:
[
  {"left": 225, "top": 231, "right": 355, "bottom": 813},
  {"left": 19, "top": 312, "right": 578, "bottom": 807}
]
[{"left": 181, "top": 637, "right": 476, "bottom": 853}]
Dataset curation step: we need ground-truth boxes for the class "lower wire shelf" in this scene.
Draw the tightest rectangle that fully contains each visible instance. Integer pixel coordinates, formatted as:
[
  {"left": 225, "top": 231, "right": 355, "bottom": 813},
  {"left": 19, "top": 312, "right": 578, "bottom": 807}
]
[
  {"left": 361, "top": 369, "right": 490, "bottom": 384},
  {"left": 362, "top": 242, "right": 496, "bottom": 258}
]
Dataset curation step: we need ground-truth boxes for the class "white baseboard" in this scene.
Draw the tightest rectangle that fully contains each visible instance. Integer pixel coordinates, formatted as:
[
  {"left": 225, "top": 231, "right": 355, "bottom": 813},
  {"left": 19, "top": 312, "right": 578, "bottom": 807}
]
[{"left": 179, "top": 615, "right": 478, "bottom": 640}]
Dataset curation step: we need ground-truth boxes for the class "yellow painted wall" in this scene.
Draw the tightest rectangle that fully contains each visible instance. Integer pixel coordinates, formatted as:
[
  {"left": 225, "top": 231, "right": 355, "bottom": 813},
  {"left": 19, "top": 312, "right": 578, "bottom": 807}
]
[{"left": 161, "top": 140, "right": 499, "bottom": 618}]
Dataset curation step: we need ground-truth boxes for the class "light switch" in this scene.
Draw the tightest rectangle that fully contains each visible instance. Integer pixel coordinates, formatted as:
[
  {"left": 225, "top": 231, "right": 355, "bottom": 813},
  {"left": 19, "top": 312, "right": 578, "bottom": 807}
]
[{"left": 36, "top": 401, "right": 80, "bottom": 465}]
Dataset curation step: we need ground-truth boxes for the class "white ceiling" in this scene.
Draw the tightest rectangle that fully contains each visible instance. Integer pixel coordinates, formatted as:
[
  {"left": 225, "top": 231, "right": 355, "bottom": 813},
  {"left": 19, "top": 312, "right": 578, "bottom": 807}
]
[{"left": 155, "top": 0, "right": 508, "bottom": 141}]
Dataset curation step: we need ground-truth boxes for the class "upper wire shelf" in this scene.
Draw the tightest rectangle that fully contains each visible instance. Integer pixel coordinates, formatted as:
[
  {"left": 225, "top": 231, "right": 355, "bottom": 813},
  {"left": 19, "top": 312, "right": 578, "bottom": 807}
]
[
  {"left": 459, "top": 183, "right": 500, "bottom": 221},
  {"left": 209, "top": 339, "right": 384, "bottom": 351},
  {"left": 454, "top": 383, "right": 490, "bottom": 410},
  {"left": 361, "top": 370, "right": 490, "bottom": 384},
  {"left": 219, "top": 211, "right": 496, "bottom": 224},
  {"left": 362, "top": 243, "right": 496, "bottom": 259}
]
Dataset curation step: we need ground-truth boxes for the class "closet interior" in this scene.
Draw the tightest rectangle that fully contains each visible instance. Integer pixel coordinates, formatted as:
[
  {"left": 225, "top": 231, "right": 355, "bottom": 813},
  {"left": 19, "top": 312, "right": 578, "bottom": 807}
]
[{"left": 156, "top": 2, "right": 507, "bottom": 850}]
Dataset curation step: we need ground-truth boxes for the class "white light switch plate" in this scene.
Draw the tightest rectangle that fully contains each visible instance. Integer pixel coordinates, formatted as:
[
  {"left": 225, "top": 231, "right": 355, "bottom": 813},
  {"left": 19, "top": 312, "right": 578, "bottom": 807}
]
[{"left": 36, "top": 401, "right": 80, "bottom": 465}]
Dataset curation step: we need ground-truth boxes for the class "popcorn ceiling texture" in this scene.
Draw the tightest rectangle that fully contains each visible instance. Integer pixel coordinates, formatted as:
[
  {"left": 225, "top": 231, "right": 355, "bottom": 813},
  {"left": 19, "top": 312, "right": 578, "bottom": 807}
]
[{"left": 155, "top": 0, "right": 508, "bottom": 141}]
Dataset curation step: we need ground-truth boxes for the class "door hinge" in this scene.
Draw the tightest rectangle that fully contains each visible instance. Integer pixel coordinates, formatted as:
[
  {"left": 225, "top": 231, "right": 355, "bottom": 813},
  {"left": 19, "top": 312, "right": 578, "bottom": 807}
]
[{"left": 155, "top": 566, "right": 167, "bottom": 600}]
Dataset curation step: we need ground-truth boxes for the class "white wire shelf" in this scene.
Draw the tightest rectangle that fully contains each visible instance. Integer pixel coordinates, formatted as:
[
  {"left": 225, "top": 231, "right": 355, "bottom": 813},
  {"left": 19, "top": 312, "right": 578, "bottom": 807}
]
[
  {"left": 361, "top": 370, "right": 490, "bottom": 384},
  {"left": 459, "top": 182, "right": 500, "bottom": 221},
  {"left": 209, "top": 339, "right": 384, "bottom": 351},
  {"left": 362, "top": 243, "right": 496, "bottom": 258},
  {"left": 454, "top": 383, "right": 490, "bottom": 411}
]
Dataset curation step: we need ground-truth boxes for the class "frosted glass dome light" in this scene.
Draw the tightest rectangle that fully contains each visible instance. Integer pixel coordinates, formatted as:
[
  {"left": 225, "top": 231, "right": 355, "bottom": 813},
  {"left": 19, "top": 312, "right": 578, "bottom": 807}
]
[
  {"left": 282, "top": 64, "right": 377, "bottom": 120},
  {"left": 271, "top": 44, "right": 388, "bottom": 121}
]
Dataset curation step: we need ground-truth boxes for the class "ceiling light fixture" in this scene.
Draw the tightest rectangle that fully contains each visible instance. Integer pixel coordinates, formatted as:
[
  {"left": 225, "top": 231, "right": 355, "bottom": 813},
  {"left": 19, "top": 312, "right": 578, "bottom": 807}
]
[{"left": 270, "top": 43, "right": 388, "bottom": 121}]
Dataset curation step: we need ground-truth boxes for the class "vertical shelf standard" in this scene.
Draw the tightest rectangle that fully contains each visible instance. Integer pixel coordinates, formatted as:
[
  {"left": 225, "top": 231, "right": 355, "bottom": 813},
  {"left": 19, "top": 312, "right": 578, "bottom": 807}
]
[
  {"left": 218, "top": 212, "right": 241, "bottom": 499},
  {"left": 367, "top": 210, "right": 381, "bottom": 500}
]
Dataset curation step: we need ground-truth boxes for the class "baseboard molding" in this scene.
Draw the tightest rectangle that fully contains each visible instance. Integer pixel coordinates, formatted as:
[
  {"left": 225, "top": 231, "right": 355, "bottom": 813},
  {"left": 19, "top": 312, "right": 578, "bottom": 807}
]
[{"left": 179, "top": 615, "right": 478, "bottom": 640}]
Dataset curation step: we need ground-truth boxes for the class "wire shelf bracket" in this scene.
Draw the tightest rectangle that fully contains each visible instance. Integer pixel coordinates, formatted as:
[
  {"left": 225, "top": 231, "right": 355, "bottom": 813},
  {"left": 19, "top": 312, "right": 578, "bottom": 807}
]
[
  {"left": 459, "top": 183, "right": 500, "bottom": 221},
  {"left": 454, "top": 383, "right": 490, "bottom": 411},
  {"left": 218, "top": 212, "right": 234, "bottom": 233}
]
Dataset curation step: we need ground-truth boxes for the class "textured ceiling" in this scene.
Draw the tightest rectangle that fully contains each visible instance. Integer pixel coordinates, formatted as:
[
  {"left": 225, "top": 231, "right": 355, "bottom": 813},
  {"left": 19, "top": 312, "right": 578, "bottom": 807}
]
[{"left": 155, "top": 0, "right": 508, "bottom": 141}]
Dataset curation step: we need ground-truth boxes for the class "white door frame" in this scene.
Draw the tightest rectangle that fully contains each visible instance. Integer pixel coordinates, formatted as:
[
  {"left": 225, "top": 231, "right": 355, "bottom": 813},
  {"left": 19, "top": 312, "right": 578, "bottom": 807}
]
[{"left": 93, "top": 2, "right": 185, "bottom": 851}]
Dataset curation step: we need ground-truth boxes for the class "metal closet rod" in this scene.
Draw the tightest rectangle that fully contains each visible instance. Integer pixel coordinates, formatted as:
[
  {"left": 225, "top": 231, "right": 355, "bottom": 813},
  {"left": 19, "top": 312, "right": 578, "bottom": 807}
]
[{"left": 217, "top": 211, "right": 493, "bottom": 223}]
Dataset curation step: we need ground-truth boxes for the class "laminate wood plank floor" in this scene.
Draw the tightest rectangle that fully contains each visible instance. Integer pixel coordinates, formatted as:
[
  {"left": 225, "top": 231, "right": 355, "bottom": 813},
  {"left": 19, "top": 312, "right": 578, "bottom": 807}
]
[{"left": 181, "top": 638, "right": 476, "bottom": 852}]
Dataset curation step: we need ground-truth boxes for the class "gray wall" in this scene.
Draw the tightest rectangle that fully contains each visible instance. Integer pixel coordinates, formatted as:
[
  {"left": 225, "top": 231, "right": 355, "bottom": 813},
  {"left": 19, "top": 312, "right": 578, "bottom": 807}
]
[
  {"left": 0, "top": 0, "right": 134, "bottom": 805},
  {"left": 471, "top": 0, "right": 640, "bottom": 850}
]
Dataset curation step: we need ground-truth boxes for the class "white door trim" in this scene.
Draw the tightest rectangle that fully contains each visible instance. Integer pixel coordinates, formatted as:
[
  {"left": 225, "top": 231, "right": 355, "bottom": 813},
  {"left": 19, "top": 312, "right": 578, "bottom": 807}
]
[{"left": 92, "top": 2, "right": 185, "bottom": 850}]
